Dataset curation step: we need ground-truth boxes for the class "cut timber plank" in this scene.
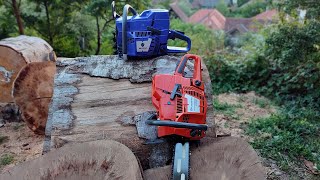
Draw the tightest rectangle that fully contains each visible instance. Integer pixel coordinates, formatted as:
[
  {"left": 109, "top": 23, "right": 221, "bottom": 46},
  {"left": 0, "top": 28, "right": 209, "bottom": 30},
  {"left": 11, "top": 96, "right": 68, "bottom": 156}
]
[{"left": 44, "top": 55, "right": 215, "bottom": 170}]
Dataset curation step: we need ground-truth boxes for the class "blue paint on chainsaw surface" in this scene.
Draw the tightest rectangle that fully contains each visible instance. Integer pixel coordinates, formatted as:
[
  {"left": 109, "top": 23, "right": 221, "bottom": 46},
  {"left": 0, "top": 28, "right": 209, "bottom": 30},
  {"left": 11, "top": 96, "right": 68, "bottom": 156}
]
[{"left": 116, "top": 9, "right": 191, "bottom": 58}]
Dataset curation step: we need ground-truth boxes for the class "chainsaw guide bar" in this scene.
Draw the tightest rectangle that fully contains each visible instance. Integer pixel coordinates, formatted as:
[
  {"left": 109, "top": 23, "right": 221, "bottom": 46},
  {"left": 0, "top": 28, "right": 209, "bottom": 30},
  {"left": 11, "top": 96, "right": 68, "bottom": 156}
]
[{"left": 173, "top": 142, "right": 189, "bottom": 180}]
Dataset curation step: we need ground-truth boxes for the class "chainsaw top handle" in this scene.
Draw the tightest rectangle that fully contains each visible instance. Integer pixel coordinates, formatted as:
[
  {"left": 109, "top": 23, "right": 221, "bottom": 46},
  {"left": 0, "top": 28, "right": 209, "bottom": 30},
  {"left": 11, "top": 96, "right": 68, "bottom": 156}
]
[
  {"left": 167, "top": 30, "right": 191, "bottom": 53},
  {"left": 175, "top": 54, "right": 203, "bottom": 88},
  {"left": 111, "top": 1, "right": 120, "bottom": 19},
  {"left": 122, "top": 4, "right": 138, "bottom": 60}
]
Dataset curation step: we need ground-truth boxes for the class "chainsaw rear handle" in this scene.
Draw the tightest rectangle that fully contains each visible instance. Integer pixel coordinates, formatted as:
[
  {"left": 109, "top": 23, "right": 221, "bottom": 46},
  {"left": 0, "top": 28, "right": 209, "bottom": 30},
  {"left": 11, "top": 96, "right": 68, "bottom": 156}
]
[
  {"left": 122, "top": 4, "right": 138, "bottom": 60},
  {"left": 146, "top": 119, "right": 208, "bottom": 131},
  {"left": 175, "top": 54, "right": 202, "bottom": 84},
  {"left": 167, "top": 30, "right": 191, "bottom": 53}
]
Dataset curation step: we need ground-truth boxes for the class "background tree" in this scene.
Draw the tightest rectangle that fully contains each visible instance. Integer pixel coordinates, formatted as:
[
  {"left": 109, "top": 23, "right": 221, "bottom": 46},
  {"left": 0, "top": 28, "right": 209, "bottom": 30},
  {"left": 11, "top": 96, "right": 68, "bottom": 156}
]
[
  {"left": 0, "top": 0, "right": 24, "bottom": 35},
  {"left": 276, "top": 0, "right": 320, "bottom": 20}
]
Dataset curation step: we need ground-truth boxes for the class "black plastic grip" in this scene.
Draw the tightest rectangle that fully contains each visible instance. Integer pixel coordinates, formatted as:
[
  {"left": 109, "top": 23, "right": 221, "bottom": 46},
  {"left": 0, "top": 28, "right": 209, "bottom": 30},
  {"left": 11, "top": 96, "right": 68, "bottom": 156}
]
[
  {"left": 177, "top": 57, "right": 188, "bottom": 75},
  {"left": 146, "top": 120, "right": 208, "bottom": 131}
]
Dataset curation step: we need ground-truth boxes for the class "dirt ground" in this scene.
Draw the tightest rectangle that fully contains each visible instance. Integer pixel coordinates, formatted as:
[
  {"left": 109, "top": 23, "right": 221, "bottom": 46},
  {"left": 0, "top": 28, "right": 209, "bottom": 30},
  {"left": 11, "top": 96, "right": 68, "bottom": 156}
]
[
  {"left": 0, "top": 121, "right": 43, "bottom": 172},
  {"left": 214, "top": 91, "right": 276, "bottom": 139},
  {"left": 214, "top": 92, "right": 293, "bottom": 179}
]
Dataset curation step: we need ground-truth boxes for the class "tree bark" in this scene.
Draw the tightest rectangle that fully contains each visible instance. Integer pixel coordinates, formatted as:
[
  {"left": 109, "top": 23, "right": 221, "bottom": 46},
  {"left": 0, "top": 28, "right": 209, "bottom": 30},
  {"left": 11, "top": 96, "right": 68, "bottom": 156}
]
[
  {"left": 95, "top": 16, "right": 101, "bottom": 55},
  {"left": 11, "top": 0, "right": 24, "bottom": 35},
  {"left": 44, "top": 1, "right": 53, "bottom": 45}
]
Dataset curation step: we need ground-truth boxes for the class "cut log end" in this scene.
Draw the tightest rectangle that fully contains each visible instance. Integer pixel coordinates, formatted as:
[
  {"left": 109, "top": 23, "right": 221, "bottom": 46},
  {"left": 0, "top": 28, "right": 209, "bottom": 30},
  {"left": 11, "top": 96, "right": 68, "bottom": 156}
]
[
  {"left": 144, "top": 137, "right": 266, "bottom": 180},
  {"left": 13, "top": 61, "right": 56, "bottom": 134},
  {"left": 0, "top": 35, "right": 56, "bottom": 103},
  {"left": 0, "top": 140, "right": 143, "bottom": 180}
]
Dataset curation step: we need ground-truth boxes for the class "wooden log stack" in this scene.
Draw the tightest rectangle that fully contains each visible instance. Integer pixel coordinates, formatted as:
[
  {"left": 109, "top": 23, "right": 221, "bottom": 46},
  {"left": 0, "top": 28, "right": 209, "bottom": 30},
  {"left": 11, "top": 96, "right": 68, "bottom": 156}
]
[{"left": 0, "top": 35, "right": 56, "bottom": 134}]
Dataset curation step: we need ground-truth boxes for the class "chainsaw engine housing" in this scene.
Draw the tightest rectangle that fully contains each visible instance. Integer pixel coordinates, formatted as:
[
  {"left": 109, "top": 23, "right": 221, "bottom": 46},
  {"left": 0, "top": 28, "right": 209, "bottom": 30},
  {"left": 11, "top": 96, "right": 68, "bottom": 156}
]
[
  {"left": 151, "top": 55, "right": 208, "bottom": 140},
  {"left": 116, "top": 9, "right": 170, "bottom": 57},
  {"left": 113, "top": 3, "right": 191, "bottom": 60}
]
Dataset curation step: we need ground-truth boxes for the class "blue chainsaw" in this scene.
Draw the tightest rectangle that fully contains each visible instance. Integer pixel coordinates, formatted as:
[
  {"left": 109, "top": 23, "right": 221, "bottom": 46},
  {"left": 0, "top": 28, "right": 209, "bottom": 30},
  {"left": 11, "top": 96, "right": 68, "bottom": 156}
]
[{"left": 112, "top": 1, "right": 191, "bottom": 60}]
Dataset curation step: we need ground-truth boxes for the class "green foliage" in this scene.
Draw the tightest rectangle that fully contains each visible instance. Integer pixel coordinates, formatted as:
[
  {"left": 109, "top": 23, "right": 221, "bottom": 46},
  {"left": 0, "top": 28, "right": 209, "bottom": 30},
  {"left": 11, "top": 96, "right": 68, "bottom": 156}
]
[
  {"left": 237, "top": 0, "right": 250, "bottom": 7},
  {"left": 246, "top": 108, "right": 320, "bottom": 173},
  {"left": 231, "top": 0, "right": 268, "bottom": 18},
  {"left": 153, "top": 0, "right": 171, "bottom": 9},
  {"left": 0, "top": 154, "right": 14, "bottom": 167},
  {"left": 177, "top": 0, "right": 197, "bottom": 17},
  {"left": 252, "top": 97, "right": 270, "bottom": 108},
  {"left": 0, "top": 3, "right": 18, "bottom": 38},
  {"left": 276, "top": 0, "right": 320, "bottom": 20},
  {"left": 169, "top": 19, "right": 225, "bottom": 57},
  {"left": 216, "top": 0, "right": 230, "bottom": 17},
  {"left": 208, "top": 20, "right": 320, "bottom": 108},
  {"left": 207, "top": 10, "right": 320, "bottom": 175}
]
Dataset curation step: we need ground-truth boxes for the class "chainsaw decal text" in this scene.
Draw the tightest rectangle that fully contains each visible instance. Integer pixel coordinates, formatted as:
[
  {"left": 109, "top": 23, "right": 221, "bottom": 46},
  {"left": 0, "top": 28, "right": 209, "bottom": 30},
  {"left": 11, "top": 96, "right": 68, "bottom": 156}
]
[
  {"left": 136, "top": 38, "right": 152, "bottom": 52},
  {"left": 185, "top": 94, "right": 200, "bottom": 113}
]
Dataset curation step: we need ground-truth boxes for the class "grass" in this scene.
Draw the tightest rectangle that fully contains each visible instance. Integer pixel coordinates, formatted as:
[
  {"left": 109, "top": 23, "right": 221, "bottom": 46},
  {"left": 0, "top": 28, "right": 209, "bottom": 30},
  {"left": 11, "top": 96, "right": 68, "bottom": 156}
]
[
  {"left": 0, "top": 135, "right": 9, "bottom": 145},
  {"left": 252, "top": 97, "right": 270, "bottom": 108},
  {"left": 213, "top": 98, "right": 241, "bottom": 120},
  {"left": 246, "top": 108, "right": 320, "bottom": 175},
  {"left": 0, "top": 154, "right": 14, "bottom": 167}
]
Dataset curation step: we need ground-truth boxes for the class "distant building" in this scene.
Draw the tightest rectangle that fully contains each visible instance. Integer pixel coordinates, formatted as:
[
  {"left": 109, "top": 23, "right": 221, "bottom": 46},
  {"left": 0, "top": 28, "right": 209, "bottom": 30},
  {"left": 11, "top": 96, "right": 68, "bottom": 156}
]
[
  {"left": 192, "top": 0, "right": 236, "bottom": 8},
  {"left": 170, "top": 2, "right": 278, "bottom": 33},
  {"left": 170, "top": 4, "right": 278, "bottom": 45}
]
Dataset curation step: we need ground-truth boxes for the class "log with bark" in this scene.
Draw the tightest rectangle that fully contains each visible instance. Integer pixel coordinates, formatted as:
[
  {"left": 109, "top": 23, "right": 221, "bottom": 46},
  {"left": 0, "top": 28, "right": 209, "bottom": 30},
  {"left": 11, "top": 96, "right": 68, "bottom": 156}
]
[
  {"left": 0, "top": 35, "right": 56, "bottom": 103},
  {"left": 0, "top": 35, "right": 56, "bottom": 134},
  {"left": 44, "top": 55, "right": 215, "bottom": 170}
]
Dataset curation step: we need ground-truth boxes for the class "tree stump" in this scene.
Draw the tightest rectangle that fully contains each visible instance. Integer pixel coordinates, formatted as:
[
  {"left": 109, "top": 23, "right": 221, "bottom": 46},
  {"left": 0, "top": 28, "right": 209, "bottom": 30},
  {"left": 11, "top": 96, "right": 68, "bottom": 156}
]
[{"left": 0, "top": 35, "right": 56, "bottom": 103}]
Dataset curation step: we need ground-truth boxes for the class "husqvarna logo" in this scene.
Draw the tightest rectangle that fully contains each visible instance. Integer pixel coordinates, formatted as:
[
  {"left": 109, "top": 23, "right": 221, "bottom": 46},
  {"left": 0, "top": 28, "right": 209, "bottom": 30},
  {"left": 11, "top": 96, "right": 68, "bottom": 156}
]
[{"left": 136, "top": 38, "right": 152, "bottom": 52}]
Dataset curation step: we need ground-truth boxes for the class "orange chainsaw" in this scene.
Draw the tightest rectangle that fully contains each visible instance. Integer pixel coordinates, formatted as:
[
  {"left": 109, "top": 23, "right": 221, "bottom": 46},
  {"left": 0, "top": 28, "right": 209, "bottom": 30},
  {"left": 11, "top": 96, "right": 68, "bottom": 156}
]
[{"left": 146, "top": 54, "right": 208, "bottom": 180}]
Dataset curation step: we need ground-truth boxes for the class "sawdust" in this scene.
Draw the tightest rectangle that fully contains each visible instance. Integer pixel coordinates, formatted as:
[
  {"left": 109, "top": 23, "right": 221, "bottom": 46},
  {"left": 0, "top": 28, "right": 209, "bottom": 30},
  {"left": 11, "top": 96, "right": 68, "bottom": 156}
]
[
  {"left": 0, "top": 140, "right": 143, "bottom": 180},
  {"left": 0, "top": 122, "right": 43, "bottom": 172},
  {"left": 215, "top": 92, "right": 276, "bottom": 139}
]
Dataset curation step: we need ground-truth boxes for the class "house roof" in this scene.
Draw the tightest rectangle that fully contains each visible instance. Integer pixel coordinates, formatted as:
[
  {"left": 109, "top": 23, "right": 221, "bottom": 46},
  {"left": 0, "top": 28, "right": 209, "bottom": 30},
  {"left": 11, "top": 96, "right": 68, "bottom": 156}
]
[
  {"left": 189, "top": 9, "right": 226, "bottom": 30},
  {"left": 169, "top": 2, "right": 189, "bottom": 22},
  {"left": 170, "top": 2, "right": 277, "bottom": 34},
  {"left": 254, "top": 9, "right": 278, "bottom": 20}
]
